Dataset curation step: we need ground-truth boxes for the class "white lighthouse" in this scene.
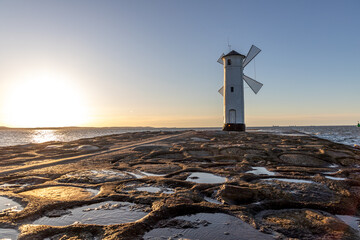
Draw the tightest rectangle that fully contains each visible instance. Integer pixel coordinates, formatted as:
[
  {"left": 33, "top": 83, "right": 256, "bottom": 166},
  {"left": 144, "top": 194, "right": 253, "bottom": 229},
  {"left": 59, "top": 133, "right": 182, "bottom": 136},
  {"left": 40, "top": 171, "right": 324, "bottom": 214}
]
[{"left": 217, "top": 45, "right": 263, "bottom": 131}]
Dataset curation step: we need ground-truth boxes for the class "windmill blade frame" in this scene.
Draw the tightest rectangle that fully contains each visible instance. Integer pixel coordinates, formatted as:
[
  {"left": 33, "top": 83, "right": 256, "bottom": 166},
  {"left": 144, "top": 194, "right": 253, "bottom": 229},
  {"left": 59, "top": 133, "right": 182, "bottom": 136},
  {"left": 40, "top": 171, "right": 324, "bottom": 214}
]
[
  {"left": 243, "top": 45, "right": 261, "bottom": 68},
  {"left": 217, "top": 53, "right": 225, "bottom": 64},
  {"left": 243, "top": 75, "right": 263, "bottom": 94},
  {"left": 218, "top": 86, "right": 224, "bottom": 96}
]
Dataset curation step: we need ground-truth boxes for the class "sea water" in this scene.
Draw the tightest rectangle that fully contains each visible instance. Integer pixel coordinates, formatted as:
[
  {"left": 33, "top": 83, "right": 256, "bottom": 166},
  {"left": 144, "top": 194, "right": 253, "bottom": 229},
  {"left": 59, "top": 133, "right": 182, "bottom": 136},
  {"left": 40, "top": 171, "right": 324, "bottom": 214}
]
[
  {"left": 0, "top": 126, "right": 359, "bottom": 148},
  {"left": 255, "top": 126, "right": 360, "bottom": 147},
  {"left": 0, "top": 127, "right": 218, "bottom": 147}
]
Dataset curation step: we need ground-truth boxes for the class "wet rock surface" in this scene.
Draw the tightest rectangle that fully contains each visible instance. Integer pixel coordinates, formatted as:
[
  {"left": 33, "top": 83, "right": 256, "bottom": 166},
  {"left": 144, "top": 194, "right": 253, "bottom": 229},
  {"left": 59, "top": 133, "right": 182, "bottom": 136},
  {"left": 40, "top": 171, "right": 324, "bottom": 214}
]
[{"left": 0, "top": 130, "right": 360, "bottom": 239}]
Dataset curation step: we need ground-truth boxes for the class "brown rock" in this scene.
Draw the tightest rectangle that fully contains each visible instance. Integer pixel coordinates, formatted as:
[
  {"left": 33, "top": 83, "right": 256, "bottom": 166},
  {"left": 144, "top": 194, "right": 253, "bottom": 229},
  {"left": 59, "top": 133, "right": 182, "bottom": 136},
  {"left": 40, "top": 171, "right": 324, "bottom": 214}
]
[
  {"left": 217, "top": 184, "right": 258, "bottom": 204},
  {"left": 279, "top": 154, "right": 329, "bottom": 167}
]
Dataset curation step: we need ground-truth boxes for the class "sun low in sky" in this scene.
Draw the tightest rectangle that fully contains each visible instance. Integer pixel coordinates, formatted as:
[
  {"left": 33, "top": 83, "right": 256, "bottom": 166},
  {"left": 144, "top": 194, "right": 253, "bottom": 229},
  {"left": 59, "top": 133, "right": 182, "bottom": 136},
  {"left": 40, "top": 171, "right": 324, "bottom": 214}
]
[
  {"left": 0, "top": 1, "right": 359, "bottom": 128},
  {"left": 2, "top": 72, "right": 89, "bottom": 128}
]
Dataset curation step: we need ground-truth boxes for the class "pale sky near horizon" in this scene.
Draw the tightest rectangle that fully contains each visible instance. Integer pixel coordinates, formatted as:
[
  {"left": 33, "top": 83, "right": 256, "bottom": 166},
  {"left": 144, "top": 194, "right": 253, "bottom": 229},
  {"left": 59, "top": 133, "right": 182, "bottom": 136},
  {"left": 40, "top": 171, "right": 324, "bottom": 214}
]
[{"left": 0, "top": 0, "right": 359, "bottom": 128}]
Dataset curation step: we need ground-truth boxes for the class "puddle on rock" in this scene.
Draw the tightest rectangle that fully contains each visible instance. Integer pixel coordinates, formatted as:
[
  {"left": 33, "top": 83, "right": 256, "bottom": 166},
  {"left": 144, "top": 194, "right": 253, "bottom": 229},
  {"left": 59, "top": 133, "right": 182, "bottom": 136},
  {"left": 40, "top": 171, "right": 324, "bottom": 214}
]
[
  {"left": 123, "top": 183, "right": 175, "bottom": 194},
  {"left": 143, "top": 213, "right": 273, "bottom": 240},
  {"left": 20, "top": 186, "right": 98, "bottom": 201},
  {"left": 325, "top": 176, "right": 346, "bottom": 181},
  {"left": 0, "top": 196, "right": 23, "bottom": 213},
  {"left": 75, "top": 145, "right": 100, "bottom": 151},
  {"left": 337, "top": 215, "right": 360, "bottom": 233},
  {"left": 204, "top": 197, "right": 223, "bottom": 204},
  {"left": 135, "top": 186, "right": 174, "bottom": 194},
  {"left": 33, "top": 201, "right": 149, "bottom": 226},
  {"left": 0, "top": 228, "right": 19, "bottom": 240},
  {"left": 0, "top": 183, "right": 29, "bottom": 189},
  {"left": 136, "top": 187, "right": 161, "bottom": 193},
  {"left": 263, "top": 178, "right": 315, "bottom": 184},
  {"left": 87, "top": 188, "right": 100, "bottom": 196},
  {"left": 186, "top": 172, "right": 226, "bottom": 184},
  {"left": 125, "top": 171, "right": 165, "bottom": 179},
  {"left": 323, "top": 169, "right": 341, "bottom": 174},
  {"left": 246, "top": 167, "right": 275, "bottom": 176}
]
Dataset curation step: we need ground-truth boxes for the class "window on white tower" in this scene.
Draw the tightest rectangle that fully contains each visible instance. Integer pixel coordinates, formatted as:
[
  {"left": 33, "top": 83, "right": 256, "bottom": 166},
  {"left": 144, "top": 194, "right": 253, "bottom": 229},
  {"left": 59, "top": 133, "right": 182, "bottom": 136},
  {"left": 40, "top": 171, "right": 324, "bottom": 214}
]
[
  {"left": 231, "top": 87, "right": 234, "bottom": 92},
  {"left": 227, "top": 59, "right": 231, "bottom": 65}
]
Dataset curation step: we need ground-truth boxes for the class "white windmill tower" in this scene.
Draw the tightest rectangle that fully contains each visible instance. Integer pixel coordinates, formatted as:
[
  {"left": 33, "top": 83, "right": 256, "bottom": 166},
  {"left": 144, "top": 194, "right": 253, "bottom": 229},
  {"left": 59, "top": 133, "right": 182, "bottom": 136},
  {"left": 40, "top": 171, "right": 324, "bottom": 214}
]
[{"left": 217, "top": 45, "right": 263, "bottom": 131}]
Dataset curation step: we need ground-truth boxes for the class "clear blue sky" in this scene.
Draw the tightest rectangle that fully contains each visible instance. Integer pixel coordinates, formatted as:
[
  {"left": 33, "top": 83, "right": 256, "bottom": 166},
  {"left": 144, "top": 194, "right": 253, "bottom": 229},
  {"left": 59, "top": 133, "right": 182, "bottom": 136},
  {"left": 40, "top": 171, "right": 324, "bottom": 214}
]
[{"left": 0, "top": 0, "right": 359, "bottom": 127}]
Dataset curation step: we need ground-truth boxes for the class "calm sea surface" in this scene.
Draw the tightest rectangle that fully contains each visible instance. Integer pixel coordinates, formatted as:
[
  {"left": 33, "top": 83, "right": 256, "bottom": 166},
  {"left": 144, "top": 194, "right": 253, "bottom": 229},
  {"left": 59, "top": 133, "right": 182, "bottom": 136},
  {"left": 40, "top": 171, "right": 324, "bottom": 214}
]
[
  {"left": 0, "top": 126, "right": 359, "bottom": 148},
  {"left": 0, "top": 128, "right": 219, "bottom": 147},
  {"left": 256, "top": 126, "right": 360, "bottom": 147}
]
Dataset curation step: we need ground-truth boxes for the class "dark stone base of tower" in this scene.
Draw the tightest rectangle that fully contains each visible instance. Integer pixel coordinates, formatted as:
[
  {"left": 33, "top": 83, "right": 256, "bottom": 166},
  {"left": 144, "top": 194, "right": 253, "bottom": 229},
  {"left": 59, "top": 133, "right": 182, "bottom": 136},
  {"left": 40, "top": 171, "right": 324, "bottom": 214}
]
[{"left": 222, "top": 123, "right": 246, "bottom": 131}]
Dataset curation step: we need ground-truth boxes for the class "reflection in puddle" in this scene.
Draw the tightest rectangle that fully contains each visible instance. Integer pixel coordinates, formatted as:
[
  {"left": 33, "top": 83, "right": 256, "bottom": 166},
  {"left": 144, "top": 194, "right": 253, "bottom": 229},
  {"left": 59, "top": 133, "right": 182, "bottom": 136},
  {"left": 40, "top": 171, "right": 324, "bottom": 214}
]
[
  {"left": 246, "top": 167, "right": 275, "bottom": 176},
  {"left": 33, "top": 201, "right": 149, "bottom": 226},
  {"left": 186, "top": 172, "right": 227, "bottom": 184},
  {"left": 0, "top": 228, "right": 18, "bottom": 240},
  {"left": 0, "top": 196, "right": 23, "bottom": 213},
  {"left": 87, "top": 188, "right": 100, "bottom": 196},
  {"left": 263, "top": 178, "right": 315, "bottom": 184},
  {"left": 325, "top": 176, "right": 346, "bottom": 181},
  {"left": 143, "top": 213, "right": 273, "bottom": 240},
  {"left": 204, "top": 197, "right": 223, "bottom": 205},
  {"left": 32, "top": 130, "right": 58, "bottom": 143},
  {"left": 135, "top": 186, "right": 174, "bottom": 194},
  {"left": 136, "top": 187, "right": 161, "bottom": 193},
  {"left": 20, "top": 186, "right": 98, "bottom": 201},
  {"left": 125, "top": 171, "right": 165, "bottom": 179},
  {"left": 337, "top": 215, "right": 360, "bottom": 233},
  {"left": 75, "top": 145, "right": 100, "bottom": 151}
]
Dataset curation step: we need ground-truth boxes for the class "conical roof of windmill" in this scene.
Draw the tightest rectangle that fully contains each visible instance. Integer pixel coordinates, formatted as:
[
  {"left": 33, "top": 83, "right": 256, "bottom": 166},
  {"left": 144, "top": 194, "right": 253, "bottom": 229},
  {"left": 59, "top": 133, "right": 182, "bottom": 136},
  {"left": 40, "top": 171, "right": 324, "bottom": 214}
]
[{"left": 223, "top": 50, "right": 246, "bottom": 58}]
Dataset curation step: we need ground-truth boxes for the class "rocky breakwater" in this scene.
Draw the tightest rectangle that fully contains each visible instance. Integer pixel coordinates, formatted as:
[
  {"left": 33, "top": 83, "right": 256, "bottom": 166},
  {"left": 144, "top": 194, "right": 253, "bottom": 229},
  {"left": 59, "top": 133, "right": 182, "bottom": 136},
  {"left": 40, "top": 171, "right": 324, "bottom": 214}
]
[{"left": 0, "top": 130, "right": 360, "bottom": 239}]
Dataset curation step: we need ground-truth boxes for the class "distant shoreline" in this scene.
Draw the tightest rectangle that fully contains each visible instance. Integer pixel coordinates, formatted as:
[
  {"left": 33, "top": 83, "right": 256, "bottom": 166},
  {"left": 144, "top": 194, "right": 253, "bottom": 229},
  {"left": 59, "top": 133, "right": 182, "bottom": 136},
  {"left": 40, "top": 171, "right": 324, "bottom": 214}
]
[{"left": 0, "top": 125, "right": 356, "bottom": 130}]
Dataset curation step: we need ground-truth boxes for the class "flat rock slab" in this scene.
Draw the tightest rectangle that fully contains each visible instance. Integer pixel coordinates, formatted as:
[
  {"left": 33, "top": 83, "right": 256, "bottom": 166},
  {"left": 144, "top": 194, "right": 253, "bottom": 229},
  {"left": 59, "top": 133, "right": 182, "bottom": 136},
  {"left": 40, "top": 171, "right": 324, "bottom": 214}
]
[
  {"left": 279, "top": 154, "right": 329, "bottom": 167},
  {"left": 20, "top": 186, "right": 96, "bottom": 201},
  {"left": 0, "top": 130, "right": 359, "bottom": 240},
  {"left": 258, "top": 209, "right": 358, "bottom": 239},
  {"left": 57, "top": 169, "right": 131, "bottom": 183},
  {"left": 133, "top": 164, "right": 181, "bottom": 174}
]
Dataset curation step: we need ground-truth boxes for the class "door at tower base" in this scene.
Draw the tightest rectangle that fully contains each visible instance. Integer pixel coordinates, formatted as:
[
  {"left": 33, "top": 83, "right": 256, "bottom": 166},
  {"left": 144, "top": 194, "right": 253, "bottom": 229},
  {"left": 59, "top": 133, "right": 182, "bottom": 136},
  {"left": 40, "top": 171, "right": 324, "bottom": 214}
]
[
  {"left": 229, "top": 109, "right": 236, "bottom": 123},
  {"left": 224, "top": 109, "right": 245, "bottom": 131},
  {"left": 222, "top": 123, "right": 246, "bottom": 131}
]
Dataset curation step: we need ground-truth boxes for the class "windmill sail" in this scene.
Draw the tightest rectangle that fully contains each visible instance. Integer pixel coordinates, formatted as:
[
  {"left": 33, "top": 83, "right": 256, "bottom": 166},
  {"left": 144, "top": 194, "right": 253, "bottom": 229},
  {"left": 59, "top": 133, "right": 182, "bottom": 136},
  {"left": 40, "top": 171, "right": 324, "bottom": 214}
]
[
  {"left": 243, "top": 45, "right": 261, "bottom": 67},
  {"left": 217, "top": 53, "right": 225, "bottom": 64},
  {"left": 218, "top": 86, "right": 224, "bottom": 96},
  {"left": 243, "top": 75, "right": 263, "bottom": 94}
]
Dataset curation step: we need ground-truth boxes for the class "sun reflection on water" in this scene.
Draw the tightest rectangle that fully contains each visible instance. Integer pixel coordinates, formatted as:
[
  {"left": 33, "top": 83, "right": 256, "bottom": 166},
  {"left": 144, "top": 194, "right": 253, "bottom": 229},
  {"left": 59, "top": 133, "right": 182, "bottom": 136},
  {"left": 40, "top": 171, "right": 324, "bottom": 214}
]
[{"left": 32, "top": 130, "right": 59, "bottom": 143}]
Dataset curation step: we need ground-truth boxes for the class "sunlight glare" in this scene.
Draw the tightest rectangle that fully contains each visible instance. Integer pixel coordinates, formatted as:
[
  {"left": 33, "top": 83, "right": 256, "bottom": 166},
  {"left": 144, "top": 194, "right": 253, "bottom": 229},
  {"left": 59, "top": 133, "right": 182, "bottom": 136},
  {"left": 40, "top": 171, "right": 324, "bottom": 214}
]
[
  {"left": 3, "top": 73, "right": 89, "bottom": 128},
  {"left": 32, "top": 130, "right": 59, "bottom": 143}
]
